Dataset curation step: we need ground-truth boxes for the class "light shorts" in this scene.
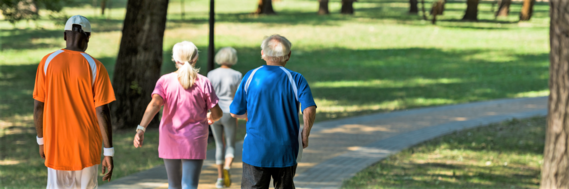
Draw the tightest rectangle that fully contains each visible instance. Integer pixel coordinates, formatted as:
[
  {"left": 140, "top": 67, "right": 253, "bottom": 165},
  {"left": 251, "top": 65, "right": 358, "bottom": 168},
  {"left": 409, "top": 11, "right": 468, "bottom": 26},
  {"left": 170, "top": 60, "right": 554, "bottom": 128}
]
[{"left": 47, "top": 164, "right": 98, "bottom": 189}]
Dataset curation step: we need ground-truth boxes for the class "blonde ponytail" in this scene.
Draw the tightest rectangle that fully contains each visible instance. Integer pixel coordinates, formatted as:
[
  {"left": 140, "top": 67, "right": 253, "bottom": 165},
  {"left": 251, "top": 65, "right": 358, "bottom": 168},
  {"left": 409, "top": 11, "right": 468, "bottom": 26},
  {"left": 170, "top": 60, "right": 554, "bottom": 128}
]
[{"left": 172, "top": 41, "right": 200, "bottom": 89}]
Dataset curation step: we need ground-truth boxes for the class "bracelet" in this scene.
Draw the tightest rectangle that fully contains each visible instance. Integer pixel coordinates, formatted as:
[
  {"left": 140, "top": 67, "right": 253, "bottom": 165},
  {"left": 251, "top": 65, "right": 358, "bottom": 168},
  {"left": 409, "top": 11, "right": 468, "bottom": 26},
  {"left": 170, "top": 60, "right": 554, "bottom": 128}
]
[
  {"left": 104, "top": 147, "right": 114, "bottom": 157},
  {"left": 136, "top": 125, "right": 146, "bottom": 132},
  {"left": 36, "top": 136, "right": 44, "bottom": 145}
]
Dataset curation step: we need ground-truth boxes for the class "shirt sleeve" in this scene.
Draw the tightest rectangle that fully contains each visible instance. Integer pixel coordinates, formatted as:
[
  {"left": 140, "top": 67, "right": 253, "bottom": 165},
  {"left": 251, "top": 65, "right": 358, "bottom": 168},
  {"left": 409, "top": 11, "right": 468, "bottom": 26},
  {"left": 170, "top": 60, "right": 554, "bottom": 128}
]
[
  {"left": 296, "top": 74, "right": 317, "bottom": 112},
  {"left": 93, "top": 63, "right": 116, "bottom": 107},
  {"left": 151, "top": 76, "right": 166, "bottom": 101},
  {"left": 230, "top": 73, "right": 248, "bottom": 115},
  {"left": 202, "top": 78, "right": 219, "bottom": 110},
  {"left": 32, "top": 57, "right": 48, "bottom": 102}
]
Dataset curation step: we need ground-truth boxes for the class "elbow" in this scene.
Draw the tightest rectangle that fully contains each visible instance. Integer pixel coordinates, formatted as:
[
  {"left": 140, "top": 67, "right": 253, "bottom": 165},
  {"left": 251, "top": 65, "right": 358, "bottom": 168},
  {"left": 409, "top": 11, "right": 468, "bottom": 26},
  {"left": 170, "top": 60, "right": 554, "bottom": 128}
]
[{"left": 96, "top": 105, "right": 110, "bottom": 115}]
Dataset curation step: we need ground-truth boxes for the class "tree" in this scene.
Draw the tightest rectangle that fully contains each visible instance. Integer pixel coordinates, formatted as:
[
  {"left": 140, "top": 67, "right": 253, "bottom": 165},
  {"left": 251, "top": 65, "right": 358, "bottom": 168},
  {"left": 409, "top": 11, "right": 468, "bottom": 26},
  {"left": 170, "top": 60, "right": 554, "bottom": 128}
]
[
  {"left": 430, "top": 0, "right": 445, "bottom": 16},
  {"left": 519, "top": 0, "right": 535, "bottom": 21},
  {"left": 420, "top": 0, "right": 427, "bottom": 20},
  {"left": 0, "top": 0, "right": 70, "bottom": 24},
  {"left": 341, "top": 0, "right": 355, "bottom": 14},
  {"left": 462, "top": 0, "right": 479, "bottom": 21},
  {"left": 541, "top": 1, "right": 569, "bottom": 188},
  {"left": 111, "top": 0, "right": 169, "bottom": 129},
  {"left": 495, "top": 0, "right": 511, "bottom": 17},
  {"left": 100, "top": 0, "right": 106, "bottom": 15},
  {"left": 318, "top": 0, "right": 329, "bottom": 15},
  {"left": 431, "top": 0, "right": 445, "bottom": 24},
  {"left": 256, "top": 0, "right": 275, "bottom": 14},
  {"left": 409, "top": 0, "right": 418, "bottom": 14}
]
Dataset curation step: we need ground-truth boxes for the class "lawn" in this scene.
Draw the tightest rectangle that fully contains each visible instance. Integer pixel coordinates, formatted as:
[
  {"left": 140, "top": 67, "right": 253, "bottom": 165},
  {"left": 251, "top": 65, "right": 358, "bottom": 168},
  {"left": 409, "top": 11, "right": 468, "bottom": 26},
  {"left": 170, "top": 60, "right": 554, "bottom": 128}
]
[
  {"left": 343, "top": 116, "right": 545, "bottom": 189},
  {"left": 0, "top": 0, "right": 550, "bottom": 188}
]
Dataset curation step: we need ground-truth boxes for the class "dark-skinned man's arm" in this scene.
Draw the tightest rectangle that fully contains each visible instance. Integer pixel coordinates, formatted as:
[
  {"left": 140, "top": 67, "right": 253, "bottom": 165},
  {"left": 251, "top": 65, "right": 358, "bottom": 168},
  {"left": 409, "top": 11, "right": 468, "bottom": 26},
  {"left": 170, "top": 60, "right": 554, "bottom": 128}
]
[
  {"left": 33, "top": 100, "right": 45, "bottom": 159},
  {"left": 301, "top": 106, "right": 316, "bottom": 148},
  {"left": 95, "top": 104, "right": 114, "bottom": 182}
]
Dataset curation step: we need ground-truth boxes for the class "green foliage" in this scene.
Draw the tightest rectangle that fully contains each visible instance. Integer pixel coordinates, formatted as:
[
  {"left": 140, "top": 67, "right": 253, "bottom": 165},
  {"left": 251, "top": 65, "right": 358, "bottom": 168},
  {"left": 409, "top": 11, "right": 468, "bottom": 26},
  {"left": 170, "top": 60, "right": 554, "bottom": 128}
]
[{"left": 1, "top": 0, "right": 72, "bottom": 24}]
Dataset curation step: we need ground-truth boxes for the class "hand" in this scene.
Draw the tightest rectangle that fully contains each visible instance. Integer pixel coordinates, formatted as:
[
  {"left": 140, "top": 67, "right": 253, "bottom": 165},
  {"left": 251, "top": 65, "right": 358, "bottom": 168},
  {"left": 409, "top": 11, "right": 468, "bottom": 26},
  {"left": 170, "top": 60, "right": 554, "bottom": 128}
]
[
  {"left": 302, "top": 131, "right": 309, "bottom": 149},
  {"left": 39, "top": 145, "right": 45, "bottom": 159},
  {"left": 207, "top": 112, "right": 215, "bottom": 125},
  {"left": 101, "top": 156, "right": 113, "bottom": 182},
  {"left": 134, "top": 131, "right": 144, "bottom": 148}
]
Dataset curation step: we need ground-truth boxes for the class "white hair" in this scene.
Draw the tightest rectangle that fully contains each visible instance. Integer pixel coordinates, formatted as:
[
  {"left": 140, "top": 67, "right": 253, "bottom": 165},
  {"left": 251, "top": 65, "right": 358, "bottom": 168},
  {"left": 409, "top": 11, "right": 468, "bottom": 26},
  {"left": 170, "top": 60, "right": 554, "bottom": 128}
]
[
  {"left": 261, "top": 34, "right": 292, "bottom": 63},
  {"left": 215, "top": 47, "right": 238, "bottom": 66},
  {"left": 172, "top": 41, "right": 200, "bottom": 89}
]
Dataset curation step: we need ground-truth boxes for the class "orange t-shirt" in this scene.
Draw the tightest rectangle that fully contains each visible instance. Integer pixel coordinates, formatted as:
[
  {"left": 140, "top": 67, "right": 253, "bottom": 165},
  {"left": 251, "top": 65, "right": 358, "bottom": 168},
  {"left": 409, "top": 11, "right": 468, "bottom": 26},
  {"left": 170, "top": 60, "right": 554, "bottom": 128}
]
[{"left": 33, "top": 49, "right": 116, "bottom": 171}]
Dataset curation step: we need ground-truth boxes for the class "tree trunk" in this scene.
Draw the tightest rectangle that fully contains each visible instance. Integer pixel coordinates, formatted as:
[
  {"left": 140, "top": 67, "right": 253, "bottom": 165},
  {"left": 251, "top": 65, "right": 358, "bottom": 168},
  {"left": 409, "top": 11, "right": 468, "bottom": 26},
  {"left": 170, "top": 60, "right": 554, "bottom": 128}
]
[
  {"left": 495, "top": 0, "right": 512, "bottom": 17},
  {"left": 462, "top": 0, "right": 479, "bottom": 21},
  {"left": 541, "top": 1, "right": 569, "bottom": 188},
  {"left": 319, "top": 0, "right": 329, "bottom": 15},
  {"left": 420, "top": 0, "right": 427, "bottom": 20},
  {"left": 430, "top": 0, "right": 446, "bottom": 16},
  {"left": 341, "top": 0, "right": 355, "bottom": 14},
  {"left": 431, "top": 0, "right": 445, "bottom": 24},
  {"left": 111, "top": 0, "right": 169, "bottom": 129},
  {"left": 101, "top": 0, "right": 107, "bottom": 15},
  {"left": 520, "top": 0, "right": 535, "bottom": 21},
  {"left": 409, "top": 0, "right": 418, "bottom": 14},
  {"left": 181, "top": 0, "right": 185, "bottom": 20},
  {"left": 256, "top": 0, "right": 276, "bottom": 14}
]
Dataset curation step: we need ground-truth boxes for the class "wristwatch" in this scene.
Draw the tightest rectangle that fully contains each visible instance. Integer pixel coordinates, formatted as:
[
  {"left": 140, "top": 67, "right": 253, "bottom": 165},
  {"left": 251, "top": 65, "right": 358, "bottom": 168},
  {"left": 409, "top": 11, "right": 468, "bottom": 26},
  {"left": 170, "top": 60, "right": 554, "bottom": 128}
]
[{"left": 136, "top": 125, "right": 146, "bottom": 133}]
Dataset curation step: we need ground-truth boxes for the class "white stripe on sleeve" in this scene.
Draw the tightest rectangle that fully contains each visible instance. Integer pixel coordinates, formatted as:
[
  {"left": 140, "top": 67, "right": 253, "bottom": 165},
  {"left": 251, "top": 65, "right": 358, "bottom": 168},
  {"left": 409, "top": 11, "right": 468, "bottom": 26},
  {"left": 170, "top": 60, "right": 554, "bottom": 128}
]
[
  {"left": 44, "top": 50, "right": 64, "bottom": 74},
  {"left": 80, "top": 53, "right": 97, "bottom": 85}
]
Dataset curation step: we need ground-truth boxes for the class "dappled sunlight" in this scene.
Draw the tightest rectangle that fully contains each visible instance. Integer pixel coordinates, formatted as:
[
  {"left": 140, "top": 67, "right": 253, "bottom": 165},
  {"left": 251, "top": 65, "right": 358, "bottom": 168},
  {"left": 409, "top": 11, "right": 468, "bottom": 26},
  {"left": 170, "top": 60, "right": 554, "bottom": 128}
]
[
  {"left": 312, "top": 78, "right": 463, "bottom": 88},
  {"left": 321, "top": 124, "right": 393, "bottom": 134},
  {"left": 0, "top": 114, "right": 34, "bottom": 137},
  {"left": 515, "top": 90, "right": 549, "bottom": 98},
  {"left": 345, "top": 117, "right": 545, "bottom": 188},
  {"left": 0, "top": 159, "right": 22, "bottom": 165},
  {"left": 314, "top": 97, "right": 457, "bottom": 119}
]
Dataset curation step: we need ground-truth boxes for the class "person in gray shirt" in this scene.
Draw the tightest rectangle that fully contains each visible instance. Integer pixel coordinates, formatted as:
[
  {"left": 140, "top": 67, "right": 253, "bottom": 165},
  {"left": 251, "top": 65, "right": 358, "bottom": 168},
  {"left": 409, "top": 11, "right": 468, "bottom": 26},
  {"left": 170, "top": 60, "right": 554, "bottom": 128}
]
[{"left": 207, "top": 47, "right": 243, "bottom": 188}]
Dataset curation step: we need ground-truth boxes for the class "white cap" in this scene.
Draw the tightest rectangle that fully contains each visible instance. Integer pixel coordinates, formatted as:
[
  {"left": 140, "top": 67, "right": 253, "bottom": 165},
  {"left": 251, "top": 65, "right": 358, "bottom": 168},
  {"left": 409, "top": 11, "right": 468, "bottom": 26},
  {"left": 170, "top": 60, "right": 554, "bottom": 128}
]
[{"left": 64, "top": 15, "right": 91, "bottom": 32}]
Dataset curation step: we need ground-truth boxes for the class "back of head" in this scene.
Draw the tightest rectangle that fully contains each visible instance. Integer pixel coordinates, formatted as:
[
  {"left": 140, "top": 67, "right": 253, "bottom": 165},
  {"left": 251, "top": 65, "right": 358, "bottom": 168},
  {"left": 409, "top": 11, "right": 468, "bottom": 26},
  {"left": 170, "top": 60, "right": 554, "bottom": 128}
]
[
  {"left": 172, "top": 41, "right": 200, "bottom": 89},
  {"left": 261, "top": 34, "right": 292, "bottom": 63},
  {"left": 64, "top": 15, "right": 91, "bottom": 51},
  {"left": 215, "top": 47, "right": 238, "bottom": 66}
]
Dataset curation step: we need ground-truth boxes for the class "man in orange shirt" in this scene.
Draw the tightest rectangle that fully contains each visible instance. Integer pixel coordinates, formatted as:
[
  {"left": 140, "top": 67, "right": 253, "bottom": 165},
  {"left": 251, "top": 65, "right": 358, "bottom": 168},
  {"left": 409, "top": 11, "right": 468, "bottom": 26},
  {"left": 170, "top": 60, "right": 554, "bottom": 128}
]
[{"left": 33, "top": 15, "right": 116, "bottom": 189}]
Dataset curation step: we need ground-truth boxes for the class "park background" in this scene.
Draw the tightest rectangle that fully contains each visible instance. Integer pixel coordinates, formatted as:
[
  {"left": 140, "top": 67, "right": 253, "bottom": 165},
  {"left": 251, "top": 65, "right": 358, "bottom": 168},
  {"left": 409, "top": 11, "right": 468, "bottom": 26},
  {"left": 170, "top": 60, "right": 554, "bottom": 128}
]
[{"left": 0, "top": 0, "right": 552, "bottom": 188}]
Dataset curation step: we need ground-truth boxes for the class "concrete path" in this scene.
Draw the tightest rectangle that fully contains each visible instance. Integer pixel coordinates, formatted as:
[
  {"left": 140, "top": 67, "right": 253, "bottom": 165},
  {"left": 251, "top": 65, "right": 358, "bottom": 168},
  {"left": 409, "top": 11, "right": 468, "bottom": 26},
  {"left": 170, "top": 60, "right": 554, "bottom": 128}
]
[{"left": 100, "top": 97, "right": 547, "bottom": 189}]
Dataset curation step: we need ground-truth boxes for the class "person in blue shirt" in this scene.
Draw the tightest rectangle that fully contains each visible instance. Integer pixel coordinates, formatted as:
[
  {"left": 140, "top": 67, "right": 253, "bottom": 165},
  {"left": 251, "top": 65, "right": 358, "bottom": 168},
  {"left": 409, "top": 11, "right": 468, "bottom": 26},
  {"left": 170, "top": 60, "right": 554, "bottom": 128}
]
[{"left": 230, "top": 34, "right": 317, "bottom": 189}]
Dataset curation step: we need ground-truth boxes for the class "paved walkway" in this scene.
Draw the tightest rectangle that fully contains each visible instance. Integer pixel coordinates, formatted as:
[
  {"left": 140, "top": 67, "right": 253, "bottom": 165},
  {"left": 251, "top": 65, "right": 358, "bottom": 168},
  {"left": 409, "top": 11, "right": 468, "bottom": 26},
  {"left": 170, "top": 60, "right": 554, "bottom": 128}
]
[{"left": 100, "top": 97, "right": 547, "bottom": 189}]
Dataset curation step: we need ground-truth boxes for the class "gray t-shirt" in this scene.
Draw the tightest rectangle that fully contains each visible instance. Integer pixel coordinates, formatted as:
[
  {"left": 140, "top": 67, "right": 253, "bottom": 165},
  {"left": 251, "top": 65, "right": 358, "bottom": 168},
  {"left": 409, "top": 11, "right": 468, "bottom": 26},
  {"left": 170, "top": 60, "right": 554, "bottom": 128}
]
[{"left": 207, "top": 68, "right": 243, "bottom": 113}]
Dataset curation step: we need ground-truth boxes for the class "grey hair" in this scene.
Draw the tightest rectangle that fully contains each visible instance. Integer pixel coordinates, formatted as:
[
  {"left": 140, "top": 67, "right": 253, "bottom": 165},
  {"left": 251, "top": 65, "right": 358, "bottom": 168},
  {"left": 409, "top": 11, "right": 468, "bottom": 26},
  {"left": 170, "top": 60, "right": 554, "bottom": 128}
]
[
  {"left": 261, "top": 34, "right": 292, "bottom": 63},
  {"left": 172, "top": 41, "right": 200, "bottom": 89},
  {"left": 215, "top": 47, "right": 238, "bottom": 66}
]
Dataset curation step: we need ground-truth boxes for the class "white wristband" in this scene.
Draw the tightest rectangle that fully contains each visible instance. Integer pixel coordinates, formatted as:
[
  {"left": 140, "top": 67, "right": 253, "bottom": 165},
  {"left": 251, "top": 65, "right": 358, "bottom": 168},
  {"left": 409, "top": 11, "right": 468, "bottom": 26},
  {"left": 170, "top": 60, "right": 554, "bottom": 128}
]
[
  {"left": 136, "top": 125, "right": 146, "bottom": 132},
  {"left": 104, "top": 147, "right": 114, "bottom": 157},
  {"left": 36, "top": 136, "right": 44, "bottom": 145}
]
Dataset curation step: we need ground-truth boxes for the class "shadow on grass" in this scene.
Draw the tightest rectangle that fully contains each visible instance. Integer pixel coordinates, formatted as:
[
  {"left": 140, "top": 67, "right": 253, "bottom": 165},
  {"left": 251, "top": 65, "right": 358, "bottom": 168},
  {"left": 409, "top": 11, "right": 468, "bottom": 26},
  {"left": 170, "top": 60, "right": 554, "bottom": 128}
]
[{"left": 343, "top": 117, "right": 545, "bottom": 188}]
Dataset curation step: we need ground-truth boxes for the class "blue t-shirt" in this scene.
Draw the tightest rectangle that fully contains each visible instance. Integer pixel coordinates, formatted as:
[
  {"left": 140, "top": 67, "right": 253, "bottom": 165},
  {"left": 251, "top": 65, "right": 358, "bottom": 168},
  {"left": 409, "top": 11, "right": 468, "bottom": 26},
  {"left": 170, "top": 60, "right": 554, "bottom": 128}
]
[{"left": 230, "top": 65, "right": 317, "bottom": 168}]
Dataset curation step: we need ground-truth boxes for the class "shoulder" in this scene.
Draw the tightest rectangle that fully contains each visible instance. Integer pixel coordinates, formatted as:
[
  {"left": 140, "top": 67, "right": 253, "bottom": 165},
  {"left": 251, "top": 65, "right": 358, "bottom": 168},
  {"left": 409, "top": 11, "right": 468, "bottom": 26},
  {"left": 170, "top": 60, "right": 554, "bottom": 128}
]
[
  {"left": 158, "top": 72, "right": 177, "bottom": 82},
  {"left": 197, "top": 74, "right": 212, "bottom": 84},
  {"left": 244, "top": 66, "right": 263, "bottom": 77},
  {"left": 282, "top": 67, "right": 305, "bottom": 79},
  {"left": 41, "top": 49, "right": 65, "bottom": 62},
  {"left": 231, "top": 69, "right": 243, "bottom": 77},
  {"left": 207, "top": 68, "right": 219, "bottom": 77}
]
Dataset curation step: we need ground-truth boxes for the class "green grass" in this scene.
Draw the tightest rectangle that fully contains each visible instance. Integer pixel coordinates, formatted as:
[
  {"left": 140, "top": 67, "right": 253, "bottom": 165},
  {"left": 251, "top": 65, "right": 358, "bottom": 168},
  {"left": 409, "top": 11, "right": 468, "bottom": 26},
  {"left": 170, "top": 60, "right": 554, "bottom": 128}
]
[
  {"left": 343, "top": 117, "right": 545, "bottom": 189},
  {"left": 0, "top": 0, "right": 550, "bottom": 188}
]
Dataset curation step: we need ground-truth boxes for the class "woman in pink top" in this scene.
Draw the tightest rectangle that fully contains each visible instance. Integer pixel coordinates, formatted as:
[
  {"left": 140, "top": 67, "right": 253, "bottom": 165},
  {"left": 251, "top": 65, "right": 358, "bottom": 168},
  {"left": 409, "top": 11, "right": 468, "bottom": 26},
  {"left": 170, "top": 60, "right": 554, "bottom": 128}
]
[{"left": 133, "top": 41, "right": 222, "bottom": 189}]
